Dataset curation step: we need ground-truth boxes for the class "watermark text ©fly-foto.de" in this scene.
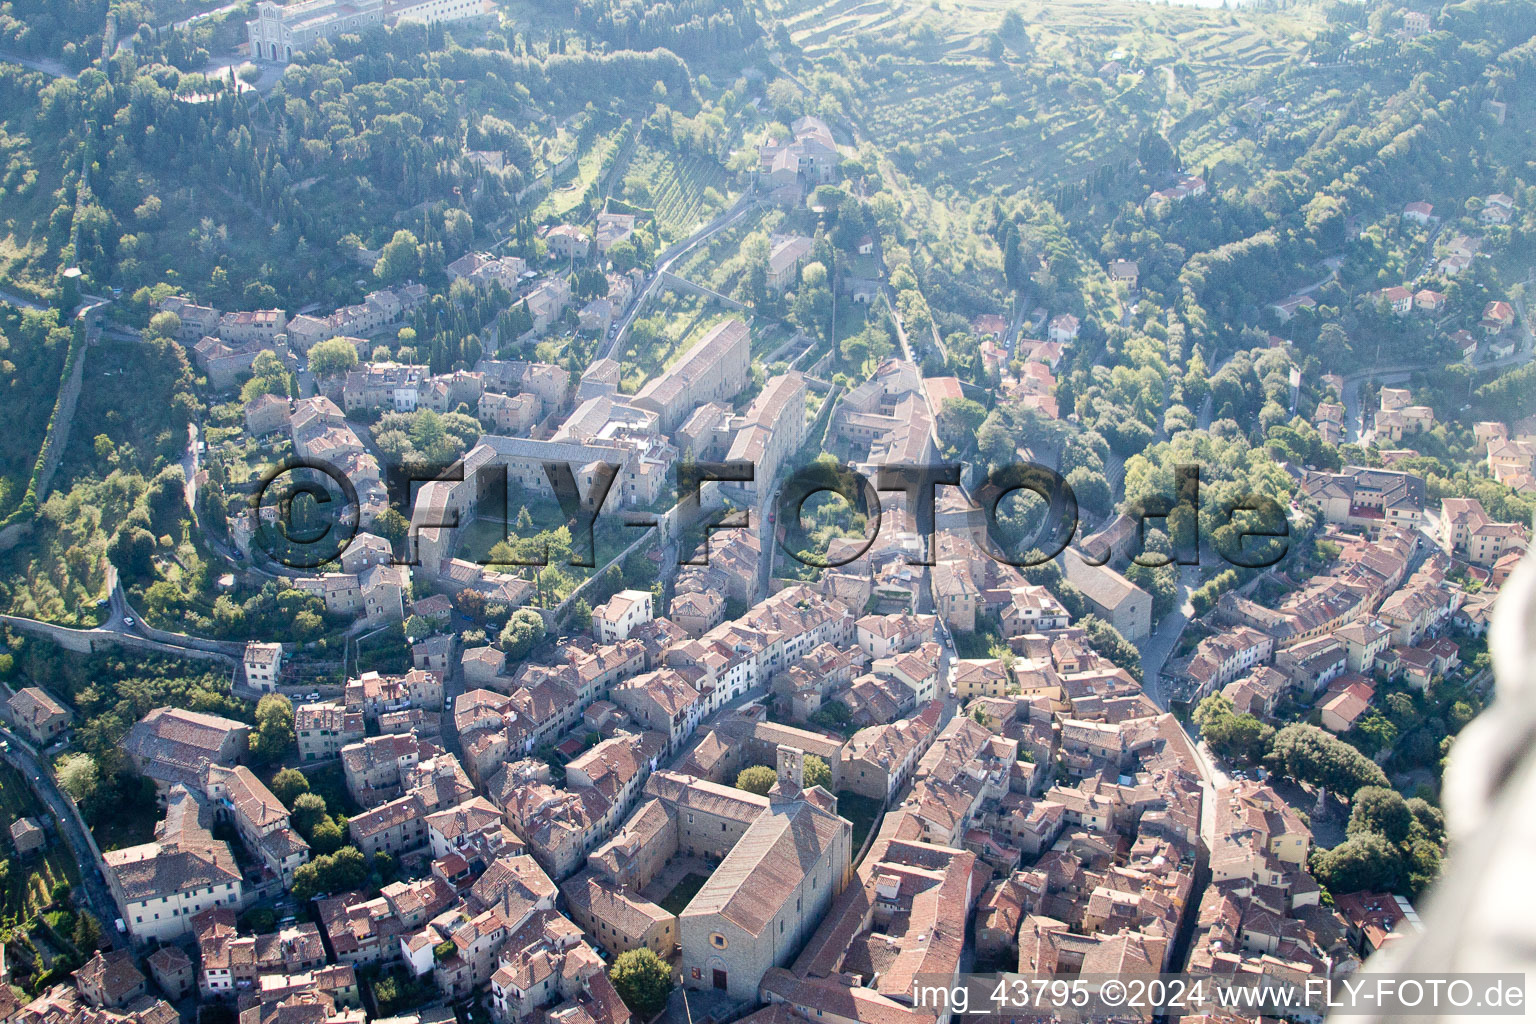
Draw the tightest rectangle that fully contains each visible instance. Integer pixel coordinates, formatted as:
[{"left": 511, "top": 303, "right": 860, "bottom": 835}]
[
  {"left": 250, "top": 457, "right": 1289, "bottom": 571},
  {"left": 907, "top": 972, "right": 1527, "bottom": 1016}
]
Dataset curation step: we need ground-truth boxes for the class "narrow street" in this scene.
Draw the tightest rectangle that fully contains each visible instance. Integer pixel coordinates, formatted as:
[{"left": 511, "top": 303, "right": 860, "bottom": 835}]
[
  {"left": 1140, "top": 563, "right": 1200, "bottom": 707},
  {"left": 0, "top": 724, "right": 121, "bottom": 945}
]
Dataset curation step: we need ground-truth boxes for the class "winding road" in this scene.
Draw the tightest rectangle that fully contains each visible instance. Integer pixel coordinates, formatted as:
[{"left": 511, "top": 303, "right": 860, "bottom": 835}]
[
  {"left": 0, "top": 50, "right": 74, "bottom": 79},
  {"left": 1340, "top": 341, "right": 1532, "bottom": 443}
]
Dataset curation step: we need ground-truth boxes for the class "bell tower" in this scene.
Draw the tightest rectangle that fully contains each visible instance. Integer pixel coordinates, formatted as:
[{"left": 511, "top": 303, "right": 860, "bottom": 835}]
[{"left": 775, "top": 744, "right": 805, "bottom": 797}]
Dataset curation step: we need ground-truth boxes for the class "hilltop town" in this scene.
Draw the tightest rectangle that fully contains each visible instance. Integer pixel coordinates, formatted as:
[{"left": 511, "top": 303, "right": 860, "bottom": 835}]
[{"left": 1, "top": 0, "right": 1535, "bottom": 1022}]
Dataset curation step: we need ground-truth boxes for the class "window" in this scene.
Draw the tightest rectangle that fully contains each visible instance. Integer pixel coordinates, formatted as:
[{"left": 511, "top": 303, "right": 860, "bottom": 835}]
[{"left": 710, "top": 933, "right": 728, "bottom": 949}]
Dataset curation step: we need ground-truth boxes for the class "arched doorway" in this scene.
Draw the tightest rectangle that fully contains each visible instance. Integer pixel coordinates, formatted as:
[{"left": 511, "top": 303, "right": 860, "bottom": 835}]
[{"left": 704, "top": 954, "right": 728, "bottom": 991}]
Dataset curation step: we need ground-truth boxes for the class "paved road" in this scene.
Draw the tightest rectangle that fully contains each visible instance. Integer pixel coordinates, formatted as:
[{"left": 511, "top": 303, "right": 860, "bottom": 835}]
[
  {"left": 0, "top": 724, "right": 120, "bottom": 943},
  {"left": 0, "top": 49, "right": 73, "bottom": 79},
  {"left": 2, "top": 562, "right": 251, "bottom": 669},
  {"left": 1189, "top": 735, "right": 1231, "bottom": 842},
  {"left": 182, "top": 423, "right": 201, "bottom": 514},
  {"left": 1196, "top": 352, "right": 1237, "bottom": 430},
  {"left": 1139, "top": 563, "right": 1200, "bottom": 707},
  {"left": 0, "top": 286, "right": 48, "bottom": 310},
  {"left": 599, "top": 195, "right": 760, "bottom": 363},
  {"left": 1340, "top": 342, "right": 1532, "bottom": 443}
]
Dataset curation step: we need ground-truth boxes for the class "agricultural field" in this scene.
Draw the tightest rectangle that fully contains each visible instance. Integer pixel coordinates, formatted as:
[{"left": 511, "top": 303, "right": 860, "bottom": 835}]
[
  {"left": 618, "top": 143, "right": 733, "bottom": 244},
  {"left": 0, "top": 762, "right": 81, "bottom": 932},
  {"left": 772, "top": 0, "right": 1316, "bottom": 195},
  {"left": 1176, "top": 68, "right": 1371, "bottom": 184}
]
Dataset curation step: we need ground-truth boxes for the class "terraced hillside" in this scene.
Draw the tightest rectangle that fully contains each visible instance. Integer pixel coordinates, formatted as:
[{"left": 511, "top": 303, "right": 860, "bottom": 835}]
[
  {"left": 770, "top": 0, "right": 1317, "bottom": 193},
  {"left": 619, "top": 142, "right": 733, "bottom": 243}
]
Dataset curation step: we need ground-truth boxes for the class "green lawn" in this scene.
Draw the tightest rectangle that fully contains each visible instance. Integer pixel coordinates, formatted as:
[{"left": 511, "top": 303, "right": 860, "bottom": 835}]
[
  {"left": 536, "top": 124, "right": 627, "bottom": 220},
  {"left": 659, "top": 872, "right": 710, "bottom": 916},
  {"left": 836, "top": 791, "right": 884, "bottom": 854},
  {"left": 302, "top": 759, "right": 360, "bottom": 818},
  {"left": 89, "top": 793, "right": 159, "bottom": 854}
]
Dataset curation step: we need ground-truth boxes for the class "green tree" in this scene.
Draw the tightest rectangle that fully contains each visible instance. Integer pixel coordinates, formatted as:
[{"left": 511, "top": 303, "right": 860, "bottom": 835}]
[
  {"left": 251, "top": 694, "right": 295, "bottom": 763},
  {"left": 1405, "top": 797, "right": 1444, "bottom": 845},
  {"left": 271, "top": 768, "right": 311, "bottom": 806},
  {"left": 308, "top": 338, "right": 360, "bottom": 378},
  {"left": 1193, "top": 694, "right": 1274, "bottom": 763},
  {"left": 609, "top": 948, "right": 674, "bottom": 1016},
  {"left": 374, "top": 229, "right": 421, "bottom": 283},
  {"left": 108, "top": 527, "right": 157, "bottom": 580},
  {"left": 1268, "top": 724, "right": 1389, "bottom": 793},
  {"left": 73, "top": 910, "right": 103, "bottom": 951},
  {"left": 804, "top": 754, "right": 832, "bottom": 790},
  {"left": 290, "top": 793, "right": 330, "bottom": 838},
  {"left": 241, "top": 350, "right": 293, "bottom": 402},
  {"left": 146, "top": 310, "right": 181, "bottom": 341},
  {"left": 736, "top": 765, "right": 777, "bottom": 795},
  {"left": 292, "top": 846, "right": 368, "bottom": 900},
  {"left": 310, "top": 816, "right": 346, "bottom": 855},
  {"left": 500, "top": 609, "right": 547, "bottom": 660},
  {"left": 810, "top": 701, "right": 852, "bottom": 733},
  {"left": 1313, "top": 831, "right": 1403, "bottom": 894},
  {"left": 1193, "top": 694, "right": 1233, "bottom": 729},
  {"left": 1065, "top": 466, "right": 1112, "bottom": 516},
  {"left": 1353, "top": 712, "right": 1399, "bottom": 757},
  {"left": 55, "top": 753, "right": 100, "bottom": 804},
  {"left": 144, "top": 466, "right": 188, "bottom": 536},
  {"left": 1348, "top": 786, "right": 1413, "bottom": 844},
  {"left": 372, "top": 507, "right": 410, "bottom": 546},
  {"left": 374, "top": 975, "right": 401, "bottom": 1009},
  {"left": 1080, "top": 616, "right": 1142, "bottom": 679},
  {"left": 936, "top": 397, "right": 987, "bottom": 452}
]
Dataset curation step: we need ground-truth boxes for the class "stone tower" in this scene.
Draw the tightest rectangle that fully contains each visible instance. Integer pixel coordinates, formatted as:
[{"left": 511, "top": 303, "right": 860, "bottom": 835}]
[{"left": 776, "top": 744, "right": 805, "bottom": 797}]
